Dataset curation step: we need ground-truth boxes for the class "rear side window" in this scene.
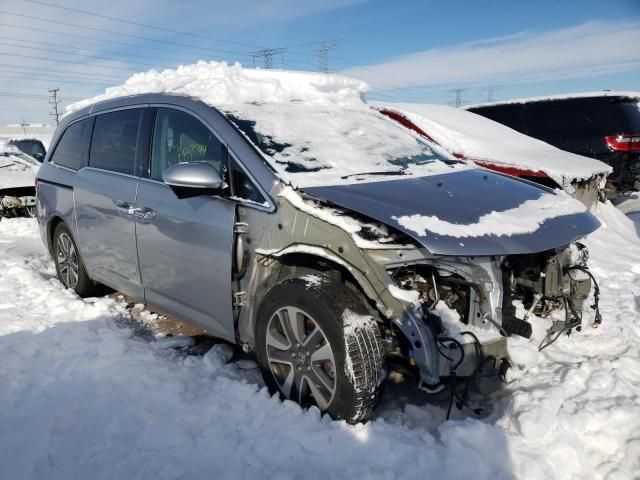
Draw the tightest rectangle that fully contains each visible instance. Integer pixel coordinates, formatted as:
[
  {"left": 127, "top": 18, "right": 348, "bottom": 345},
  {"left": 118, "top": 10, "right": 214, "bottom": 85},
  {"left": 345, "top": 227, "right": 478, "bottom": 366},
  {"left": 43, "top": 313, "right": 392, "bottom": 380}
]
[
  {"left": 614, "top": 99, "right": 640, "bottom": 132},
  {"left": 469, "top": 104, "right": 527, "bottom": 133},
  {"left": 526, "top": 99, "right": 626, "bottom": 137},
  {"left": 90, "top": 109, "right": 142, "bottom": 175},
  {"left": 49, "top": 119, "right": 92, "bottom": 170},
  {"left": 151, "top": 108, "right": 226, "bottom": 182}
]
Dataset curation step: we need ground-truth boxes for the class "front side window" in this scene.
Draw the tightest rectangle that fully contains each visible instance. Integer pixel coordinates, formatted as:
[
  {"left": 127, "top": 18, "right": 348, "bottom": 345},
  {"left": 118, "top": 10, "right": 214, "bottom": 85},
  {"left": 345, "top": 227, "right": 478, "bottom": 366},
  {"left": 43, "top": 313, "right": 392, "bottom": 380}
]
[
  {"left": 151, "top": 108, "right": 226, "bottom": 182},
  {"left": 50, "top": 118, "right": 92, "bottom": 170},
  {"left": 89, "top": 109, "right": 142, "bottom": 175},
  {"left": 230, "top": 159, "right": 266, "bottom": 204}
]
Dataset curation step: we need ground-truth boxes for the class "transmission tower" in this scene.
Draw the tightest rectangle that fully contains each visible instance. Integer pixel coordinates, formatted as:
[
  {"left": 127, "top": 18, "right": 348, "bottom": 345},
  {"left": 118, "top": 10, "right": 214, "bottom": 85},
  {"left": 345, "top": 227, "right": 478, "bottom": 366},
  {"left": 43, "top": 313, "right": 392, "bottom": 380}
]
[
  {"left": 309, "top": 41, "right": 339, "bottom": 73},
  {"left": 449, "top": 88, "right": 467, "bottom": 108},
  {"left": 48, "top": 87, "right": 61, "bottom": 124},
  {"left": 251, "top": 48, "right": 286, "bottom": 69},
  {"left": 486, "top": 86, "right": 496, "bottom": 102}
]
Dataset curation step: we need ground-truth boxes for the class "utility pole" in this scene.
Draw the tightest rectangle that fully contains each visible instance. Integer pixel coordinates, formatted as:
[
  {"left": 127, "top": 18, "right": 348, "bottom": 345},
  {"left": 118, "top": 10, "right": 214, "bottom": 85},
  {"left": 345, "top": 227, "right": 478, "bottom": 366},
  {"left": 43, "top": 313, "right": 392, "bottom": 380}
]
[
  {"left": 48, "top": 87, "right": 60, "bottom": 125},
  {"left": 309, "top": 41, "right": 339, "bottom": 73},
  {"left": 251, "top": 48, "right": 287, "bottom": 69}
]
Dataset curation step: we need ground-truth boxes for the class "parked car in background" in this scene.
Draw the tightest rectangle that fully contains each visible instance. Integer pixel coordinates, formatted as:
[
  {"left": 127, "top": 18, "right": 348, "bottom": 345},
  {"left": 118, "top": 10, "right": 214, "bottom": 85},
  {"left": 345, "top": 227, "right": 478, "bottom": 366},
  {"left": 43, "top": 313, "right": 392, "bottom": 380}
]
[
  {"left": 8, "top": 138, "right": 47, "bottom": 162},
  {"left": 466, "top": 92, "right": 640, "bottom": 197},
  {"left": 375, "top": 102, "right": 611, "bottom": 207},
  {"left": 36, "top": 63, "right": 602, "bottom": 423},
  {"left": 0, "top": 142, "right": 38, "bottom": 217}
]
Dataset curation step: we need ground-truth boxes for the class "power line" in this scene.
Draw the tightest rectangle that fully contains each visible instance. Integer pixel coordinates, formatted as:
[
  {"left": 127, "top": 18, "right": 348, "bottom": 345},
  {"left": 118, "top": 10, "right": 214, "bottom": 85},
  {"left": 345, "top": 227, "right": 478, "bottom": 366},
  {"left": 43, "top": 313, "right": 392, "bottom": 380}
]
[
  {"left": 0, "top": 64, "right": 124, "bottom": 82},
  {"left": 0, "top": 35, "right": 188, "bottom": 65},
  {"left": 21, "top": 0, "right": 265, "bottom": 49},
  {"left": 0, "top": 73, "right": 111, "bottom": 87},
  {"left": 0, "top": 11, "right": 256, "bottom": 60},
  {"left": 0, "top": 41, "right": 175, "bottom": 70},
  {"left": 0, "top": 51, "right": 140, "bottom": 72}
]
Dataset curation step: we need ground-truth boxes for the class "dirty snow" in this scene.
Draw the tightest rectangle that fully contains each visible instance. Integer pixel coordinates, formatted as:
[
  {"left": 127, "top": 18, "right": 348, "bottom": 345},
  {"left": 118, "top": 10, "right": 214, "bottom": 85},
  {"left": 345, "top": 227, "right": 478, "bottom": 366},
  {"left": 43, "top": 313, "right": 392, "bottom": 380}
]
[
  {"left": 66, "top": 61, "right": 468, "bottom": 188},
  {"left": 394, "top": 190, "right": 587, "bottom": 238},
  {"left": 1, "top": 201, "right": 640, "bottom": 479},
  {"left": 375, "top": 102, "right": 611, "bottom": 186}
]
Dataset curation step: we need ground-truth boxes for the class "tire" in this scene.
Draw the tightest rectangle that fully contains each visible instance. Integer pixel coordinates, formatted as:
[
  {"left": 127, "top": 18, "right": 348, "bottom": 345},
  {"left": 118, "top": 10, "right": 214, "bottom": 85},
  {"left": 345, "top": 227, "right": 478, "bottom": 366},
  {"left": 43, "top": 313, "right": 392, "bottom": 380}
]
[
  {"left": 255, "top": 274, "right": 385, "bottom": 423},
  {"left": 52, "top": 223, "right": 100, "bottom": 297}
]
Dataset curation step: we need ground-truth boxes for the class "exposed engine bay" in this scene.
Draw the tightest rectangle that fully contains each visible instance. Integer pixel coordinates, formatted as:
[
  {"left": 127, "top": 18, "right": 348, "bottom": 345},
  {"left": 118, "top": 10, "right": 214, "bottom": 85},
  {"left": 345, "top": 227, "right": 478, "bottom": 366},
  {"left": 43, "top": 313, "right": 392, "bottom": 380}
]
[
  {"left": 0, "top": 187, "right": 36, "bottom": 218},
  {"left": 387, "top": 242, "right": 601, "bottom": 416}
]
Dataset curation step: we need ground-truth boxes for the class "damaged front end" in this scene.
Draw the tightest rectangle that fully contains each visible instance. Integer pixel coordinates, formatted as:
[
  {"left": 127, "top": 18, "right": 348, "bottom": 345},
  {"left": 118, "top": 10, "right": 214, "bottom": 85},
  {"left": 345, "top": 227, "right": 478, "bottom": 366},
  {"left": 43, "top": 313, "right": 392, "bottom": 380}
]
[{"left": 383, "top": 241, "right": 601, "bottom": 395}]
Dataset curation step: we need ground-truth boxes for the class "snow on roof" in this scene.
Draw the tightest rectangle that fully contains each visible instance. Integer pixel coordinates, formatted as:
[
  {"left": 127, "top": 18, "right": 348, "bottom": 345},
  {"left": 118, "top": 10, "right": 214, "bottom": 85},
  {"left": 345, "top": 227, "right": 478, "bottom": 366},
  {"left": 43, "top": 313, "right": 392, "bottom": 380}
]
[
  {"left": 66, "top": 61, "right": 468, "bottom": 188},
  {"left": 465, "top": 90, "right": 640, "bottom": 109},
  {"left": 374, "top": 102, "right": 612, "bottom": 185}
]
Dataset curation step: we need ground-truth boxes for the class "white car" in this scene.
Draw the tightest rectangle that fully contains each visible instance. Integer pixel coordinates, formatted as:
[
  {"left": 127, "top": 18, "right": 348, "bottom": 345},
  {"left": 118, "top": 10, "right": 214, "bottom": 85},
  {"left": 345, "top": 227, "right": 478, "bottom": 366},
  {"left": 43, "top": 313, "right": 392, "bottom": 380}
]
[
  {"left": 0, "top": 142, "right": 39, "bottom": 217},
  {"left": 375, "top": 102, "right": 612, "bottom": 207}
]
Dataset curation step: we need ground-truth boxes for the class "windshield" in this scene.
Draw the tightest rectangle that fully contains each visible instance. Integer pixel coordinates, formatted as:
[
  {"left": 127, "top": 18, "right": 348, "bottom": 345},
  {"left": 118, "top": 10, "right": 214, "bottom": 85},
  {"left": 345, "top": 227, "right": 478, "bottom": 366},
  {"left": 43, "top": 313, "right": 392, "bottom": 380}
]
[{"left": 223, "top": 103, "right": 464, "bottom": 187}]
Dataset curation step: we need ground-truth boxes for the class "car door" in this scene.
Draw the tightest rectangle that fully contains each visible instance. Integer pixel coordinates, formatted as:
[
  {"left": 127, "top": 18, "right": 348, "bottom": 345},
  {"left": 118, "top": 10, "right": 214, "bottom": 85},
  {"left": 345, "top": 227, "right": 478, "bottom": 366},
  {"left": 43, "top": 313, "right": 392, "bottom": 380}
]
[
  {"left": 135, "top": 107, "right": 236, "bottom": 341},
  {"left": 74, "top": 107, "right": 145, "bottom": 299}
]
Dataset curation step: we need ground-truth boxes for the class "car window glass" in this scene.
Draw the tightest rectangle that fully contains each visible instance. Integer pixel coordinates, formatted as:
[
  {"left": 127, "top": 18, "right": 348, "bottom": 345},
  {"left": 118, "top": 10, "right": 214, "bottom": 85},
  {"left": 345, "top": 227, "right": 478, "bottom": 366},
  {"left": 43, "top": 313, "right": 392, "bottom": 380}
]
[
  {"left": 151, "top": 108, "right": 225, "bottom": 182},
  {"left": 526, "top": 99, "right": 625, "bottom": 137},
  {"left": 470, "top": 105, "right": 527, "bottom": 133},
  {"left": 90, "top": 109, "right": 142, "bottom": 175},
  {"left": 230, "top": 158, "right": 266, "bottom": 204},
  {"left": 615, "top": 100, "right": 640, "bottom": 131},
  {"left": 49, "top": 118, "right": 92, "bottom": 170},
  {"left": 12, "top": 140, "right": 45, "bottom": 158}
]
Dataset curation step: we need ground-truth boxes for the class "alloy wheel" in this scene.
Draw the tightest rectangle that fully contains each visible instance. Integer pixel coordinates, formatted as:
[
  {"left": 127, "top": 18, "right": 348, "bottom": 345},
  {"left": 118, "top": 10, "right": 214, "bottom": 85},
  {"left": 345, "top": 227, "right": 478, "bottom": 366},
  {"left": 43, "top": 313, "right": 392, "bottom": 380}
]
[
  {"left": 56, "top": 232, "right": 79, "bottom": 289},
  {"left": 265, "top": 306, "right": 337, "bottom": 410}
]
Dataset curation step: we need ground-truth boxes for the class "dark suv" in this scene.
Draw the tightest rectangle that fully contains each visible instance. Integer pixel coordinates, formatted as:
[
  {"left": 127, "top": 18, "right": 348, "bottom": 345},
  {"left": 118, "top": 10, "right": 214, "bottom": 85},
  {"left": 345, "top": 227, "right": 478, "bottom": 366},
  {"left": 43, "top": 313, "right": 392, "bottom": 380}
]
[{"left": 467, "top": 93, "right": 640, "bottom": 195}]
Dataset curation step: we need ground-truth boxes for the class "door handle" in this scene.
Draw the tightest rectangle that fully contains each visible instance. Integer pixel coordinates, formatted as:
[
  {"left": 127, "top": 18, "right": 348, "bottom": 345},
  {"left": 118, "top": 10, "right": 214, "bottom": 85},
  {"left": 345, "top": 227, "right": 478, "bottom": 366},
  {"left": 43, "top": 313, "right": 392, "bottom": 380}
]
[
  {"left": 114, "top": 199, "right": 133, "bottom": 217},
  {"left": 130, "top": 206, "right": 156, "bottom": 221}
]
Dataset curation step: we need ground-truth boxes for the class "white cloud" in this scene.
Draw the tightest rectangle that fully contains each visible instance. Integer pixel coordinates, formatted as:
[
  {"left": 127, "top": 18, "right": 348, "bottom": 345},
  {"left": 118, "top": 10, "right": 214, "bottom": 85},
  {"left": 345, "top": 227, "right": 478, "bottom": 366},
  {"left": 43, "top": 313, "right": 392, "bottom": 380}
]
[{"left": 343, "top": 20, "right": 640, "bottom": 91}]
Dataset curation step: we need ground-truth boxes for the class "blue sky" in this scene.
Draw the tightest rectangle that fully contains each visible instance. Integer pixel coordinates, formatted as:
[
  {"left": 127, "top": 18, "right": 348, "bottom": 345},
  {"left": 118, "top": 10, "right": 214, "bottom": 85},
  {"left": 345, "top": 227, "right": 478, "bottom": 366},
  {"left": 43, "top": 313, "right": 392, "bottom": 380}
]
[{"left": 0, "top": 0, "right": 638, "bottom": 123}]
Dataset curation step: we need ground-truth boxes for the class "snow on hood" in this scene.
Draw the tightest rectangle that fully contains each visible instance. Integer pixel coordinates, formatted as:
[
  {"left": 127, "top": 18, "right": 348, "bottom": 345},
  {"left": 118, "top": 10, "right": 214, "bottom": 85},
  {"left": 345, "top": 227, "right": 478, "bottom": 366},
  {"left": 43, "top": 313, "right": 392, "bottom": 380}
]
[
  {"left": 66, "top": 61, "right": 469, "bottom": 188},
  {"left": 304, "top": 169, "right": 600, "bottom": 255},
  {"left": 374, "top": 102, "right": 612, "bottom": 185}
]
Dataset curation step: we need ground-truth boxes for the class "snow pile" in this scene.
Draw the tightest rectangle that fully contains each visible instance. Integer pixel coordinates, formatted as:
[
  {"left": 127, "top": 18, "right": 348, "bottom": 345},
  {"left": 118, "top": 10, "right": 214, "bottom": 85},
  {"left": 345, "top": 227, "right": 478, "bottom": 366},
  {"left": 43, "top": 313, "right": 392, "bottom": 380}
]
[
  {"left": 375, "top": 102, "right": 611, "bottom": 185},
  {"left": 394, "top": 190, "right": 586, "bottom": 238},
  {"left": 66, "top": 61, "right": 467, "bottom": 187},
  {"left": 1, "top": 205, "right": 640, "bottom": 478}
]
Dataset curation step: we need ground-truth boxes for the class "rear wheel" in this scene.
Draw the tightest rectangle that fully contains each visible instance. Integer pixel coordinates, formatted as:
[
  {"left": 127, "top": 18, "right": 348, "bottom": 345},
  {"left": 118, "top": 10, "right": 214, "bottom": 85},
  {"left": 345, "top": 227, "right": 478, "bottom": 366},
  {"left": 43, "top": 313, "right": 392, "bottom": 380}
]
[
  {"left": 255, "top": 275, "right": 385, "bottom": 423},
  {"left": 53, "top": 223, "right": 100, "bottom": 297}
]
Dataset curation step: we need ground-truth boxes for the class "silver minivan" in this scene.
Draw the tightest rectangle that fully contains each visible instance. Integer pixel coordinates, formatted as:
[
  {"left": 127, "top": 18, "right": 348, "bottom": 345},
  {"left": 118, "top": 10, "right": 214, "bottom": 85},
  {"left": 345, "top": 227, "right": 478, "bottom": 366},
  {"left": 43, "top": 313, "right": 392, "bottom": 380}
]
[{"left": 36, "top": 93, "right": 601, "bottom": 423}]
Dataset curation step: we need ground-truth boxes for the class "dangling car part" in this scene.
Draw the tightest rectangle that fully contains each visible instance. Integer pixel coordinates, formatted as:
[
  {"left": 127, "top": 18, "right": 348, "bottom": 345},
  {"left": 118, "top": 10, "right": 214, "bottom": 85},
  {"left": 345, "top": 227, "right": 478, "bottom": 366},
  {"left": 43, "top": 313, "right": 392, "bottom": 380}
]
[{"left": 0, "top": 143, "right": 39, "bottom": 218}]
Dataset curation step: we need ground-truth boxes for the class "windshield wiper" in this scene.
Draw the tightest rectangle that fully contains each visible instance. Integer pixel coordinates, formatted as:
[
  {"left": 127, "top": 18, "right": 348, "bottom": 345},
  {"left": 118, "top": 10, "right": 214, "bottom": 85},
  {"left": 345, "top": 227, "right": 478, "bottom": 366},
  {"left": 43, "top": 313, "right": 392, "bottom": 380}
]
[{"left": 341, "top": 170, "right": 407, "bottom": 180}]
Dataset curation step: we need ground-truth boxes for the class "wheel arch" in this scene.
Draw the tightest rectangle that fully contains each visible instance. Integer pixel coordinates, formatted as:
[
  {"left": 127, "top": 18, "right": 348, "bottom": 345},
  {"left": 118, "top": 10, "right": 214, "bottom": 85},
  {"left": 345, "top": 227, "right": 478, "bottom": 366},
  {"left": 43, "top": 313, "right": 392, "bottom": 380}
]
[{"left": 238, "top": 249, "right": 387, "bottom": 348}]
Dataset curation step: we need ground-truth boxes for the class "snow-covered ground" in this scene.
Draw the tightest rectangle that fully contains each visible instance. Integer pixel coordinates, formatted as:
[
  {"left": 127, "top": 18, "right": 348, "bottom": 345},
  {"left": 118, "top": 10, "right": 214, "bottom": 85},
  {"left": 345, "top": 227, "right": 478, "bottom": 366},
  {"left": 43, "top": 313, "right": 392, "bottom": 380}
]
[{"left": 1, "top": 203, "right": 639, "bottom": 479}]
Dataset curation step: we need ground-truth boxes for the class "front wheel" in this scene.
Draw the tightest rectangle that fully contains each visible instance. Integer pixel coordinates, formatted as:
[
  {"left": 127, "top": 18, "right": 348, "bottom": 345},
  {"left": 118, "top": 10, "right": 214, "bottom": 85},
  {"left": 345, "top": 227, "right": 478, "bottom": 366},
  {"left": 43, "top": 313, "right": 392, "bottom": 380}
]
[{"left": 255, "top": 275, "right": 385, "bottom": 423}]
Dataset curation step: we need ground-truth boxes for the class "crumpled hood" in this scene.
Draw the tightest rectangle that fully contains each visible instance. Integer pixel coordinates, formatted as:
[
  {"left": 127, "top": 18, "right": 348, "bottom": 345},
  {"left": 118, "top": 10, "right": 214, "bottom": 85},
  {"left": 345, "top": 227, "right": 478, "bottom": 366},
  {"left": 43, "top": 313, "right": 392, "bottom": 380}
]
[
  {"left": 0, "top": 154, "right": 39, "bottom": 191},
  {"left": 302, "top": 169, "right": 601, "bottom": 256}
]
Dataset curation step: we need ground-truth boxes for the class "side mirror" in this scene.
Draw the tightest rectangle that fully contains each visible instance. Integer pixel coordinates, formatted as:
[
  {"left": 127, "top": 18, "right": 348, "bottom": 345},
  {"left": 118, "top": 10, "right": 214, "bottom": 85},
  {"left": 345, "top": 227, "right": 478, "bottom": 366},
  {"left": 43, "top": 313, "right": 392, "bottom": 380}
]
[
  {"left": 33, "top": 153, "right": 44, "bottom": 162},
  {"left": 163, "top": 162, "right": 223, "bottom": 194}
]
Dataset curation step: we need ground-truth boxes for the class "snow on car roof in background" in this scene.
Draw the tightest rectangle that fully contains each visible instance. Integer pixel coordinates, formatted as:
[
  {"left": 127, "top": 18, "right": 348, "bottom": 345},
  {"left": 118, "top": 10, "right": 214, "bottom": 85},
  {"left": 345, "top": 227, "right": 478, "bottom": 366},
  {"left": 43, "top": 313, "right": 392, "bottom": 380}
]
[
  {"left": 66, "top": 61, "right": 469, "bottom": 188},
  {"left": 0, "top": 141, "right": 39, "bottom": 190},
  {"left": 374, "top": 102, "right": 612, "bottom": 185},
  {"left": 465, "top": 90, "right": 640, "bottom": 109}
]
